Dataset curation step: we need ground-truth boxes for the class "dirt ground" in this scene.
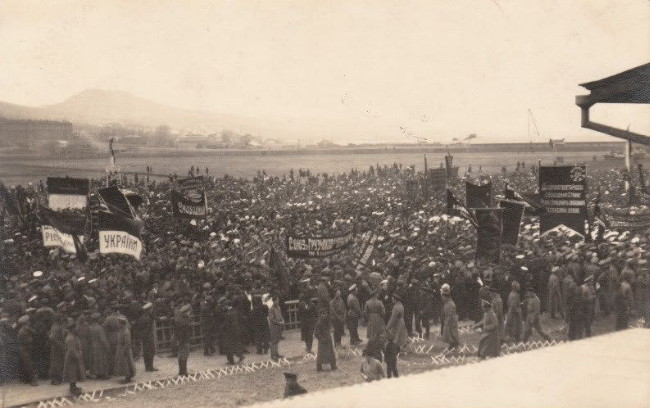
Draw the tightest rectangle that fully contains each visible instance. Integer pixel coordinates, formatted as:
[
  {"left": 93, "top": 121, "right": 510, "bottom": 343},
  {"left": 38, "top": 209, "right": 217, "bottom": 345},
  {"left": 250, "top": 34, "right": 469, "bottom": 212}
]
[{"left": 69, "top": 313, "right": 634, "bottom": 408}]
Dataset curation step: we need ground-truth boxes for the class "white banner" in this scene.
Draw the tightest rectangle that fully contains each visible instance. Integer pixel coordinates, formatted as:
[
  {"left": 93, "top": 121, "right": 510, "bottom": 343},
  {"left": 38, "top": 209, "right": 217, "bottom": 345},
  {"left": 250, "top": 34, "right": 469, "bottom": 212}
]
[
  {"left": 48, "top": 194, "right": 87, "bottom": 210},
  {"left": 99, "top": 230, "right": 142, "bottom": 260},
  {"left": 41, "top": 225, "right": 84, "bottom": 254}
]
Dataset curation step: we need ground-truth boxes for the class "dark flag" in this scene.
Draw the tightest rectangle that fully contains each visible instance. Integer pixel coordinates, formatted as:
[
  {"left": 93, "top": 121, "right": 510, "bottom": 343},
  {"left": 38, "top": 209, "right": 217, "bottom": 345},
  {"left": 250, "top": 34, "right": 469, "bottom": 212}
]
[
  {"left": 504, "top": 183, "right": 545, "bottom": 216},
  {"left": 172, "top": 176, "right": 208, "bottom": 218},
  {"left": 475, "top": 208, "right": 504, "bottom": 264},
  {"left": 352, "top": 232, "right": 377, "bottom": 273},
  {"left": 47, "top": 177, "right": 89, "bottom": 210},
  {"left": 446, "top": 189, "right": 478, "bottom": 227},
  {"left": 429, "top": 168, "right": 447, "bottom": 191},
  {"left": 466, "top": 180, "right": 492, "bottom": 208},
  {"left": 98, "top": 210, "right": 144, "bottom": 260},
  {"left": 269, "top": 248, "right": 290, "bottom": 296},
  {"left": 539, "top": 165, "right": 588, "bottom": 236},
  {"left": 121, "top": 189, "right": 144, "bottom": 210},
  {"left": 98, "top": 186, "right": 136, "bottom": 219},
  {"left": 499, "top": 200, "right": 526, "bottom": 246},
  {"left": 638, "top": 164, "right": 647, "bottom": 194}
]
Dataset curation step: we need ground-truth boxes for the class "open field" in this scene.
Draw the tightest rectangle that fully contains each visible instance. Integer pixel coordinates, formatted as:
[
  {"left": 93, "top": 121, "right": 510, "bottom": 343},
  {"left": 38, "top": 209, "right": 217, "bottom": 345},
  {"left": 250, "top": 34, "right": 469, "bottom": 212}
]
[{"left": 0, "top": 148, "right": 641, "bottom": 186}]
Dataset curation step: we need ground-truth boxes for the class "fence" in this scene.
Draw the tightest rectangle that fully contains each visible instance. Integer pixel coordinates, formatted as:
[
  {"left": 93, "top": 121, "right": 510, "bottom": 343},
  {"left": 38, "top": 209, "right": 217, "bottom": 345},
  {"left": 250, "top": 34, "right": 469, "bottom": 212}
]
[{"left": 153, "top": 300, "right": 300, "bottom": 352}]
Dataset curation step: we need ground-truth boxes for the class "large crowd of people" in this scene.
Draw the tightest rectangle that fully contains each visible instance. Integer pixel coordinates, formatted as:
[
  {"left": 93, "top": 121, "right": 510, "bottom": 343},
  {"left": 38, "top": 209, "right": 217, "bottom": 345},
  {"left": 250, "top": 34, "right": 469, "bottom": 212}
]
[{"left": 1, "top": 161, "right": 649, "bottom": 396}]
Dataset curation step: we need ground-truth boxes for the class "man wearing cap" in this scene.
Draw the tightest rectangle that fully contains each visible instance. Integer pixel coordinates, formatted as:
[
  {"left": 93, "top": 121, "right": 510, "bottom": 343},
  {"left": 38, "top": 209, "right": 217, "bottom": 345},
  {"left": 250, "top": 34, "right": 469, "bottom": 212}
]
[
  {"left": 48, "top": 314, "right": 67, "bottom": 385},
  {"left": 113, "top": 316, "right": 135, "bottom": 383},
  {"left": 85, "top": 312, "right": 109, "bottom": 380},
  {"left": 475, "top": 299, "right": 499, "bottom": 359},
  {"left": 63, "top": 319, "right": 85, "bottom": 396},
  {"left": 522, "top": 288, "right": 552, "bottom": 342},
  {"left": 548, "top": 267, "right": 563, "bottom": 319},
  {"left": 17, "top": 315, "right": 38, "bottom": 386},
  {"left": 364, "top": 289, "right": 386, "bottom": 341},
  {"left": 329, "top": 289, "right": 346, "bottom": 348},
  {"left": 580, "top": 275, "right": 597, "bottom": 337},
  {"left": 283, "top": 372, "right": 307, "bottom": 398},
  {"left": 313, "top": 308, "right": 337, "bottom": 372},
  {"left": 268, "top": 295, "right": 285, "bottom": 361},
  {"left": 297, "top": 293, "right": 317, "bottom": 354},
  {"left": 223, "top": 301, "right": 246, "bottom": 365},
  {"left": 200, "top": 295, "right": 216, "bottom": 357},
  {"left": 175, "top": 304, "right": 192, "bottom": 375},
  {"left": 346, "top": 285, "right": 362, "bottom": 346},
  {"left": 441, "top": 284, "right": 460, "bottom": 351},
  {"left": 138, "top": 303, "right": 158, "bottom": 372},
  {"left": 504, "top": 281, "right": 523, "bottom": 342}
]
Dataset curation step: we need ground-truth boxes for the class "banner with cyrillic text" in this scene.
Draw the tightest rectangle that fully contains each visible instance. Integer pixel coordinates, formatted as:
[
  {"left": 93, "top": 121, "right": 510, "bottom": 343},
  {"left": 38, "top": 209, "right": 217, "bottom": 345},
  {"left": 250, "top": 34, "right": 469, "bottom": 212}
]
[
  {"left": 539, "top": 165, "right": 587, "bottom": 236},
  {"left": 98, "top": 211, "right": 143, "bottom": 259},
  {"left": 286, "top": 232, "right": 354, "bottom": 258},
  {"left": 42, "top": 225, "right": 84, "bottom": 254},
  {"left": 47, "top": 177, "right": 89, "bottom": 210}
]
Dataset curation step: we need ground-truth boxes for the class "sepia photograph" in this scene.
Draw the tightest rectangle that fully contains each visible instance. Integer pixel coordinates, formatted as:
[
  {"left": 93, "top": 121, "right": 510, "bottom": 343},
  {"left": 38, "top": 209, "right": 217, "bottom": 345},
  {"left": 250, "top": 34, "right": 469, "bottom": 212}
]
[{"left": 0, "top": 1, "right": 649, "bottom": 407}]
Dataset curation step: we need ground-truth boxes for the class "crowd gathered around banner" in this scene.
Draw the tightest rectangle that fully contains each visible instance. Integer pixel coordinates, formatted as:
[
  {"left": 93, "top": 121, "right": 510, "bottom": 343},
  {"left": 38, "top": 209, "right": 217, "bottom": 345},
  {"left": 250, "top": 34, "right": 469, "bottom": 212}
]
[{"left": 1, "top": 159, "right": 650, "bottom": 395}]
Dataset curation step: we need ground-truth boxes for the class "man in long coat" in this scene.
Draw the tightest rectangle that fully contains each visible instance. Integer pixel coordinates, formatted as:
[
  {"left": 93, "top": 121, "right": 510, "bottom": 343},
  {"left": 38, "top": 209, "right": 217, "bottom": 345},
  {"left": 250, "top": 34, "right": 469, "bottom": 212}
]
[
  {"left": 268, "top": 295, "right": 285, "bottom": 360},
  {"left": 522, "top": 288, "right": 552, "bottom": 342},
  {"left": 138, "top": 303, "right": 158, "bottom": 372},
  {"left": 548, "top": 268, "right": 563, "bottom": 319},
  {"left": 251, "top": 296, "right": 270, "bottom": 354},
  {"left": 504, "top": 280, "right": 523, "bottom": 342},
  {"left": 346, "top": 285, "right": 362, "bottom": 345},
  {"left": 385, "top": 293, "right": 408, "bottom": 350},
  {"left": 363, "top": 290, "right": 386, "bottom": 340},
  {"left": 313, "top": 309, "right": 337, "bottom": 371},
  {"left": 329, "top": 290, "right": 346, "bottom": 347},
  {"left": 297, "top": 293, "right": 317, "bottom": 353},
  {"left": 63, "top": 320, "right": 85, "bottom": 396},
  {"left": 489, "top": 286, "right": 505, "bottom": 341},
  {"left": 17, "top": 315, "right": 38, "bottom": 386},
  {"left": 112, "top": 316, "right": 135, "bottom": 383},
  {"left": 174, "top": 304, "right": 192, "bottom": 375},
  {"left": 223, "top": 302, "right": 245, "bottom": 365},
  {"left": 441, "top": 284, "right": 460, "bottom": 350},
  {"left": 102, "top": 306, "right": 124, "bottom": 374},
  {"left": 48, "top": 314, "right": 67, "bottom": 385},
  {"left": 87, "top": 313, "right": 110, "bottom": 379},
  {"left": 475, "top": 300, "right": 500, "bottom": 359}
]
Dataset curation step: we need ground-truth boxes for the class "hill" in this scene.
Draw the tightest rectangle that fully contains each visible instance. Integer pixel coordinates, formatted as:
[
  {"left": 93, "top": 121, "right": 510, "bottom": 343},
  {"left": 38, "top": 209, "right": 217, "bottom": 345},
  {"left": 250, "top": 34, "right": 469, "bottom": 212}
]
[{"left": 0, "top": 89, "right": 279, "bottom": 137}]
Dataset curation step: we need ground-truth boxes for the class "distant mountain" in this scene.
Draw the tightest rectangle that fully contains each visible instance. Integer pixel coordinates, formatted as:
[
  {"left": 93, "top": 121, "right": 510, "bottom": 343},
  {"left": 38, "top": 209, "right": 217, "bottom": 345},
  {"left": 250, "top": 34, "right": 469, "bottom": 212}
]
[{"left": 0, "top": 89, "right": 279, "bottom": 137}]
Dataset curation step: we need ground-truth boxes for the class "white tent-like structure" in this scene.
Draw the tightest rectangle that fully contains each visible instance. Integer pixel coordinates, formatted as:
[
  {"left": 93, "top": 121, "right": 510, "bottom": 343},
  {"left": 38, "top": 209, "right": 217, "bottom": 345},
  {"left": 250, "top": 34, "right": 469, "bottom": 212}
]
[{"left": 250, "top": 328, "right": 650, "bottom": 408}]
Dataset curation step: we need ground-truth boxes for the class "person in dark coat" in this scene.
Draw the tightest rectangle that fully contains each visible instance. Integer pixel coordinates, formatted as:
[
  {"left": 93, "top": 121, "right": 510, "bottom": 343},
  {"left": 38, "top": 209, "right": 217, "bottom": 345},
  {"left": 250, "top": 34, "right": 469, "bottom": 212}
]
[
  {"left": 32, "top": 307, "right": 53, "bottom": 380},
  {"left": 222, "top": 302, "right": 245, "bottom": 365},
  {"left": 316, "top": 279, "right": 331, "bottom": 315},
  {"left": 403, "top": 279, "right": 420, "bottom": 337},
  {"left": 138, "top": 303, "right": 158, "bottom": 372},
  {"left": 346, "top": 285, "right": 362, "bottom": 345},
  {"left": 329, "top": 290, "right": 346, "bottom": 347},
  {"left": 215, "top": 299, "right": 227, "bottom": 355},
  {"left": 250, "top": 296, "right": 270, "bottom": 354},
  {"left": 615, "top": 283, "right": 630, "bottom": 330},
  {"left": 0, "top": 317, "right": 21, "bottom": 386},
  {"left": 112, "top": 316, "right": 135, "bottom": 383},
  {"left": 283, "top": 372, "right": 307, "bottom": 398},
  {"left": 17, "top": 315, "right": 38, "bottom": 386},
  {"left": 418, "top": 284, "right": 434, "bottom": 339},
  {"left": 175, "top": 304, "right": 191, "bottom": 376},
  {"left": 63, "top": 319, "right": 85, "bottom": 396},
  {"left": 313, "top": 309, "right": 337, "bottom": 371},
  {"left": 48, "top": 314, "right": 67, "bottom": 385},
  {"left": 87, "top": 313, "right": 110, "bottom": 379},
  {"left": 102, "top": 307, "right": 124, "bottom": 374},
  {"left": 297, "top": 293, "right": 317, "bottom": 353},
  {"left": 200, "top": 295, "right": 216, "bottom": 356},
  {"left": 268, "top": 296, "right": 284, "bottom": 361},
  {"left": 475, "top": 300, "right": 500, "bottom": 359},
  {"left": 76, "top": 314, "right": 92, "bottom": 375}
]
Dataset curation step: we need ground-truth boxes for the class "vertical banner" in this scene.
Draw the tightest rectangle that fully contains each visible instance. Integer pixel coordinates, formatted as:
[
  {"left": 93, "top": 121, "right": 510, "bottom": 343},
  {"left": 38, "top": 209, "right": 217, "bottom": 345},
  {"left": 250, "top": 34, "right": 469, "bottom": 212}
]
[
  {"left": 47, "top": 177, "right": 89, "bottom": 210},
  {"left": 466, "top": 181, "right": 492, "bottom": 208},
  {"left": 475, "top": 208, "right": 503, "bottom": 264},
  {"left": 429, "top": 168, "right": 447, "bottom": 191},
  {"left": 539, "top": 165, "right": 587, "bottom": 236},
  {"left": 499, "top": 199, "right": 526, "bottom": 246},
  {"left": 352, "top": 231, "right": 377, "bottom": 272}
]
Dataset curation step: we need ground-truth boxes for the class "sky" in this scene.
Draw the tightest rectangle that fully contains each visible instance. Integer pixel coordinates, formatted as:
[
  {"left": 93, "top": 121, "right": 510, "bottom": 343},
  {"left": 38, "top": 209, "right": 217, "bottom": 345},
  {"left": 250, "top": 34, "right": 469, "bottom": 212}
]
[{"left": 0, "top": 0, "right": 648, "bottom": 144}]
